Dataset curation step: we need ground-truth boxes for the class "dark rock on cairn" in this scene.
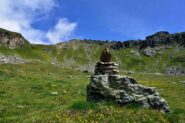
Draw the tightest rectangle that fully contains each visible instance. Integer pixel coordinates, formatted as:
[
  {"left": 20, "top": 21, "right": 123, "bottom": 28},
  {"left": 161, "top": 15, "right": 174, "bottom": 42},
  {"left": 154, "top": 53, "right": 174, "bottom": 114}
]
[{"left": 87, "top": 48, "right": 170, "bottom": 113}]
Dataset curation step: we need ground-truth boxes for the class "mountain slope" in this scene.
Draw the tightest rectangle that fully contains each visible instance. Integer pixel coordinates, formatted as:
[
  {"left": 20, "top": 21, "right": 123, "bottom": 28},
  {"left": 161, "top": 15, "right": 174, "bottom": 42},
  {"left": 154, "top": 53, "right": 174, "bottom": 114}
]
[
  {"left": 0, "top": 28, "right": 185, "bottom": 75},
  {"left": 0, "top": 28, "right": 185, "bottom": 122}
]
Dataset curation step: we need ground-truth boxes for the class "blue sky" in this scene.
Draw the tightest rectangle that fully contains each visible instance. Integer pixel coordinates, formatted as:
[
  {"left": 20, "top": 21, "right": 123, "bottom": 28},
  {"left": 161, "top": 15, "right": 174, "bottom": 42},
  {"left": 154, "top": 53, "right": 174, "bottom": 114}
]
[{"left": 0, "top": 0, "right": 185, "bottom": 44}]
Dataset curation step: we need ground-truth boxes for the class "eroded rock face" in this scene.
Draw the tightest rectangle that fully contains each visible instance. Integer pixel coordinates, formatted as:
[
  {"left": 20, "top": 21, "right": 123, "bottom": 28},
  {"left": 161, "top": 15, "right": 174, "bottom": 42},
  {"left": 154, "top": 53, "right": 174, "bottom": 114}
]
[{"left": 87, "top": 57, "right": 170, "bottom": 112}]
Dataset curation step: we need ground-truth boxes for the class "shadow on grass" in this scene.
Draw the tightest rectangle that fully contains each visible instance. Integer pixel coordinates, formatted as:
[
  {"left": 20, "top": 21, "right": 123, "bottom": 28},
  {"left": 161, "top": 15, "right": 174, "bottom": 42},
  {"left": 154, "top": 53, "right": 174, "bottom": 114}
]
[
  {"left": 69, "top": 101, "right": 97, "bottom": 110},
  {"left": 124, "top": 102, "right": 142, "bottom": 109},
  {"left": 166, "top": 108, "right": 185, "bottom": 123},
  {"left": 69, "top": 100, "right": 142, "bottom": 111}
]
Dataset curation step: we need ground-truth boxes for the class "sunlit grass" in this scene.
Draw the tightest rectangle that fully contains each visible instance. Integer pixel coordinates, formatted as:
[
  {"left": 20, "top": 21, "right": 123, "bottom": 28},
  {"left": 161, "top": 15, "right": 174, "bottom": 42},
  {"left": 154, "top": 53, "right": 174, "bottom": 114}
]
[{"left": 0, "top": 63, "right": 185, "bottom": 122}]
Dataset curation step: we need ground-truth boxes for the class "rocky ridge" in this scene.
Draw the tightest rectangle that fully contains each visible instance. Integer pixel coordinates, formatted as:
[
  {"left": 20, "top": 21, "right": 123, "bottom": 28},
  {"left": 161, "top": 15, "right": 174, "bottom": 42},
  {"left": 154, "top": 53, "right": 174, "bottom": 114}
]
[
  {"left": 0, "top": 28, "right": 29, "bottom": 49},
  {"left": 110, "top": 31, "right": 185, "bottom": 50}
]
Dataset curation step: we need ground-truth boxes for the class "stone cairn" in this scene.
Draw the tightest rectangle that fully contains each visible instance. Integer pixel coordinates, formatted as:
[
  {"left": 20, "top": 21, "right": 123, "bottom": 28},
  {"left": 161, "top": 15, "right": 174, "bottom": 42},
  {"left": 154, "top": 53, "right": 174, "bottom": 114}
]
[{"left": 87, "top": 48, "right": 170, "bottom": 113}]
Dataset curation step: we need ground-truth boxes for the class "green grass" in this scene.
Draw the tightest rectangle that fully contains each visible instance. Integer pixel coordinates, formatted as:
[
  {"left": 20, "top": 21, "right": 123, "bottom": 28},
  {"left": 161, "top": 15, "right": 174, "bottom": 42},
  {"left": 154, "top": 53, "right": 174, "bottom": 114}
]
[
  {"left": 0, "top": 40, "right": 185, "bottom": 122},
  {"left": 1, "top": 30, "right": 185, "bottom": 122},
  {"left": 0, "top": 63, "right": 185, "bottom": 122},
  {"left": 0, "top": 44, "right": 56, "bottom": 62},
  {"left": 69, "top": 101, "right": 97, "bottom": 110}
]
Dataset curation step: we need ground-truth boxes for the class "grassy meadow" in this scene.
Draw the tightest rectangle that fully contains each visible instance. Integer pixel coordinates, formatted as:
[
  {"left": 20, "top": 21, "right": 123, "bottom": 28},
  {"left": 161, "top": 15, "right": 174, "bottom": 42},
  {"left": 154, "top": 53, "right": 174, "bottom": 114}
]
[{"left": 0, "top": 63, "right": 185, "bottom": 123}]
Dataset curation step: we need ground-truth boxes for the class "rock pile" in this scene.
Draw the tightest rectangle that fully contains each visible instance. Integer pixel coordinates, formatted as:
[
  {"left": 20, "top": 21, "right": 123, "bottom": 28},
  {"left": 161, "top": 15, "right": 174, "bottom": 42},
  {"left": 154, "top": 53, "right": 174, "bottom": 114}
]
[
  {"left": 87, "top": 48, "right": 170, "bottom": 113},
  {"left": 95, "top": 62, "right": 119, "bottom": 75}
]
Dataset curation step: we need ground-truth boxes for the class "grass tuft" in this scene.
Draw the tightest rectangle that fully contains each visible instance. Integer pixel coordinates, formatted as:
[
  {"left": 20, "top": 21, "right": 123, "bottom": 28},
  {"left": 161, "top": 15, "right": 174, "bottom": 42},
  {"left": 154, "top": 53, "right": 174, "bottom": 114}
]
[{"left": 70, "top": 101, "right": 97, "bottom": 110}]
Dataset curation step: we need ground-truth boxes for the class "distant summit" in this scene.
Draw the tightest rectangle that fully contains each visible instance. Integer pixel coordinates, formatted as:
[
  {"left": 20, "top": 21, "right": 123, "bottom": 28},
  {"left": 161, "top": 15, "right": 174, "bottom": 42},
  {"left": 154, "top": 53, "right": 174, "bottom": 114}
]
[{"left": 110, "top": 31, "right": 185, "bottom": 50}]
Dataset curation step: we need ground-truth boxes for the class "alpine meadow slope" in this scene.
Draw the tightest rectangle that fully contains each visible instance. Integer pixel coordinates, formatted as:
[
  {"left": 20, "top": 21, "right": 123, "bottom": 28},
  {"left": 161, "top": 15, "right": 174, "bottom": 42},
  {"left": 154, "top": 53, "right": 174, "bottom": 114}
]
[
  {"left": 0, "top": 28, "right": 185, "bottom": 122},
  {"left": 0, "top": 28, "right": 185, "bottom": 75}
]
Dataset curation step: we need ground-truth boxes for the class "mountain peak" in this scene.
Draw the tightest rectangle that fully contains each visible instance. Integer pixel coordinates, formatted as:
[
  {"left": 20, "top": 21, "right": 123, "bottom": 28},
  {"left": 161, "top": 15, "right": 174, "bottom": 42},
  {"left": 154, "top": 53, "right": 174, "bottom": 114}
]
[{"left": 0, "top": 28, "right": 29, "bottom": 49}]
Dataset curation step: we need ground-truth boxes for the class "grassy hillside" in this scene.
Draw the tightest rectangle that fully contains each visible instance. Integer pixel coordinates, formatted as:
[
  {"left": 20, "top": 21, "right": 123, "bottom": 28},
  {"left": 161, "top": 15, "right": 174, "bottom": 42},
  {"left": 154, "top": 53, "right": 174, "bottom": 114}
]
[
  {"left": 1, "top": 28, "right": 185, "bottom": 74},
  {"left": 0, "top": 40, "right": 185, "bottom": 73},
  {"left": 0, "top": 29, "right": 185, "bottom": 122},
  {"left": 0, "top": 63, "right": 185, "bottom": 122},
  {"left": 0, "top": 39, "right": 185, "bottom": 74}
]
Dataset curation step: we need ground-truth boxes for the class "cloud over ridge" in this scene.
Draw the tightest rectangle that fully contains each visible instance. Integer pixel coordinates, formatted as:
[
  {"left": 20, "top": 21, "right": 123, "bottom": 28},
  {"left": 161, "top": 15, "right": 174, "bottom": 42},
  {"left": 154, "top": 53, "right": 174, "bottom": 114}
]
[
  {"left": 0, "top": 0, "right": 77, "bottom": 44},
  {"left": 47, "top": 18, "right": 77, "bottom": 44}
]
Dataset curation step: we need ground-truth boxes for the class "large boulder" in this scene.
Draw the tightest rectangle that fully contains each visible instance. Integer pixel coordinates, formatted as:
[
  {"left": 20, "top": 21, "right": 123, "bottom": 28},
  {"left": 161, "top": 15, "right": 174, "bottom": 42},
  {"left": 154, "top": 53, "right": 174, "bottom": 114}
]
[{"left": 87, "top": 62, "right": 170, "bottom": 113}]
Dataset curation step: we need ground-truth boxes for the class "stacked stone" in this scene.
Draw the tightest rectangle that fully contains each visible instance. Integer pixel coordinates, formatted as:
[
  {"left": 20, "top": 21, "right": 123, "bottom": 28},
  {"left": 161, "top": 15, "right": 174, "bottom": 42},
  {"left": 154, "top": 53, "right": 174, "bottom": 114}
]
[
  {"left": 87, "top": 48, "right": 170, "bottom": 113},
  {"left": 87, "top": 64, "right": 170, "bottom": 113},
  {"left": 95, "top": 62, "right": 119, "bottom": 75}
]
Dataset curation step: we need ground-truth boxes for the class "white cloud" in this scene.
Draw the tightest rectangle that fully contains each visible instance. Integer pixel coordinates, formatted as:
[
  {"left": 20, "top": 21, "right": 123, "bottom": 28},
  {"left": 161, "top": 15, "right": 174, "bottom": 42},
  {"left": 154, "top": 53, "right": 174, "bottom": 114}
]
[
  {"left": 0, "top": 0, "right": 77, "bottom": 44},
  {"left": 46, "top": 18, "right": 77, "bottom": 44}
]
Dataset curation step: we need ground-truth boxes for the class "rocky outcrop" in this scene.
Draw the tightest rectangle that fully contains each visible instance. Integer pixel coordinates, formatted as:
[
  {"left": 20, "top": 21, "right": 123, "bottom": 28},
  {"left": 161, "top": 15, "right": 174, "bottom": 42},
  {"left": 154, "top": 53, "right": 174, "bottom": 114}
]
[
  {"left": 87, "top": 61, "right": 170, "bottom": 113},
  {"left": 0, "top": 28, "right": 29, "bottom": 49},
  {"left": 0, "top": 55, "right": 26, "bottom": 64},
  {"left": 143, "top": 47, "right": 157, "bottom": 57},
  {"left": 165, "top": 67, "right": 185, "bottom": 76},
  {"left": 146, "top": 31, "right": 171, "bottom": 44},
  {"left": 109, "top": 31, "right": 185, "bottom": 50}
]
